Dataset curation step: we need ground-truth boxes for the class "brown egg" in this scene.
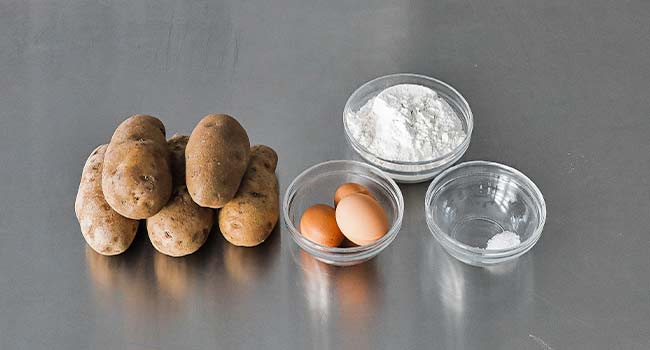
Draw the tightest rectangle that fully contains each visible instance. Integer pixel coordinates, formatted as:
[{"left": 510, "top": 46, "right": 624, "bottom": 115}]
[
  {"left": 334, "top": 182, "right": 374, "bottom": 207},
  {"left": 339, "top": 237, "right": 359, "bottom": 248},
  {"left": 300, "top": 204, "right": 345, "bottom": 247},
  {"left": 335, "top": 193, "right": 389, "bottom": 246}
]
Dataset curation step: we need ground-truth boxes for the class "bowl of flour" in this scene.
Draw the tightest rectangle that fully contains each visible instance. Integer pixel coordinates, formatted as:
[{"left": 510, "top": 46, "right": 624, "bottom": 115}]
[{"left": 343, "top": 74, "right": 473, "bottom": 183}]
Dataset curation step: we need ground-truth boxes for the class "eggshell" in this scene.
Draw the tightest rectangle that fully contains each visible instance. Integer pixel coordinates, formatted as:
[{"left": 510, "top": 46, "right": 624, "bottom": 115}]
[
  {"left": 333, "top": 182, "right": 374, "bottom": 207},
  {"left": 335, "top": 193, "right": 389, "bottom": 246},
  {"left": 300, "top": 204, "right": 345, "bottom": 247}
]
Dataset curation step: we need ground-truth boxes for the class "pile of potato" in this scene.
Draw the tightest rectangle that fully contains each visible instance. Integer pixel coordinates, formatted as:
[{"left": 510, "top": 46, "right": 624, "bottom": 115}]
[{"left": 75, "top": 114, "right": 279, "bottom": 257}]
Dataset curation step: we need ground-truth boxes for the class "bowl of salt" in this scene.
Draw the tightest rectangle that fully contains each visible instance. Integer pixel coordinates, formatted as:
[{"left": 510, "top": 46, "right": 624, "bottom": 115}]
[{"left": 425, "top": 161, "right": 546, "bottom": 266}]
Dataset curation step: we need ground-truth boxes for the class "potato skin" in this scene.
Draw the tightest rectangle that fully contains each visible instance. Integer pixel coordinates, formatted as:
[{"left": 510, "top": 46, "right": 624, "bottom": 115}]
[
  {"left": 75, "top": 145, "right": 138, "bottom": 256},
  {"left": 147, "top": 186, "right": 214, "bottom": 257},
  {"left": 146, "top": 137, "right": 214, "bottom": 257},
  {"left": 186, "top": 114, "right": 250, "bottom": 208},
  {"left": 102, "top": 115, "right": 173, "bottom": 219},
  {"left": 167, "top": 134, "right": 189, "bottom": 187},
  {"left": 218, "top": 145, "right": 279, "bottom": 247}
]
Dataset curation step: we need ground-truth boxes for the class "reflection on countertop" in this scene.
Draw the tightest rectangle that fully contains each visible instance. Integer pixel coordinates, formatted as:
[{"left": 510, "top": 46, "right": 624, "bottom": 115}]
[
  {"left": 84, "top": 222, "right": 283, "bottom": 343},
  {"left": 294, "top": 246, "right": 380, "bottom": 350},
  {"left": 423, "top": 242, "right": 535, "bottom": 349},
  {"left": 222, "top": 225, "right": 281, "bottom": 286},
  {"left": 85, "top": 229, "right": 154, "bottom": 310}
]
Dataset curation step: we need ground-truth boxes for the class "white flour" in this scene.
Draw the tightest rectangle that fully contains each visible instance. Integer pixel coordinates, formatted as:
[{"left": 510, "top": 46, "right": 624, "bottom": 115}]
[
  {"left": 486, "top": 231, "right": 521, "bottom": 250},
  {"left": 346, "top": 84, "right": 466, "bottom": 162}
]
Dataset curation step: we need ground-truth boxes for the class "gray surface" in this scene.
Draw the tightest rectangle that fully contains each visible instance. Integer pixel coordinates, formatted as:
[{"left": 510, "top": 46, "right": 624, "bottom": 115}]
[{"left": 0, "top": 0, "right": 648, "bottom": 349}]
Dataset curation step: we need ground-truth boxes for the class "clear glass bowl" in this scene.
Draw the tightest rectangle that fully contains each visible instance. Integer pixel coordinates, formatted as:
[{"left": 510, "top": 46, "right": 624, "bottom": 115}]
[
  {"left": 343, "top": 73, "right": 473, "bottom": 183},
  {"left": 283, "top": 160, "right": 404, "bottom": 266},
  {"left": 425, "top": 161, "right": 546, "bottom": 266}
]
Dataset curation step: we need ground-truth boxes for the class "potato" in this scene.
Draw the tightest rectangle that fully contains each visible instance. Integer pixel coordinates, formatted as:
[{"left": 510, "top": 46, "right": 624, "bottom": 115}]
[
  {"left": 146, "top": 137, "right": 214, "bottom": 257},
  {"left": 102, "top": 115, "right": 172, "bottom": 219},
  {"left": 75, "top": 145, "right": 138, "bottom": 255},
  {"left": 146, "top": 186, "right": 214, "bottom": 257},
  {"left": 218, "top": 145, "right": 279, "bottom": 247},
  {"left": 186, "top": 114, "right": 250, "bottom": 208},
  {"left": 167, "top": 134, "right": 189, "bottom": 186}
]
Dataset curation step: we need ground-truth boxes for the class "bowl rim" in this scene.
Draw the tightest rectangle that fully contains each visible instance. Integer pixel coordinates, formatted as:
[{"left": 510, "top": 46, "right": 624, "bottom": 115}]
[
  {"left": 425, "top": 160, "right": 547, "bottom": 258},
  {"left": 283, "top": 159, "right": 404, "bottom": 256},
  {"left": 343, "top": 73, "right": 474, "bottom": 165}
]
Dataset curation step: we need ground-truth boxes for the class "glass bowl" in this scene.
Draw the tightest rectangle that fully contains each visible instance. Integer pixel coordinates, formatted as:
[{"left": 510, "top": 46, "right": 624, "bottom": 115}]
[
  {"left": 343, "top": 73, "right": 473, "bottom": 183},
  {"left": 425, "top": 161, "right": 546, "bottom": 266},
  {"left": 283, "top": 160, "right": 404, "bottom": 266}
]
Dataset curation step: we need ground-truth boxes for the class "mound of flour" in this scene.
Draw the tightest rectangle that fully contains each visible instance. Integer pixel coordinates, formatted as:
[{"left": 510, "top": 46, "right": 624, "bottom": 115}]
[{"left": 346, "top": 84, "right": 466, "bottom": 162}]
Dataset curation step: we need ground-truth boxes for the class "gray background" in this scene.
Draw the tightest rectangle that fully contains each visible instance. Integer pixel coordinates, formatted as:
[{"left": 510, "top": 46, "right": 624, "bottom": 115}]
[{"left": 0, "top": 0, "right": 648, "bottom": 349}]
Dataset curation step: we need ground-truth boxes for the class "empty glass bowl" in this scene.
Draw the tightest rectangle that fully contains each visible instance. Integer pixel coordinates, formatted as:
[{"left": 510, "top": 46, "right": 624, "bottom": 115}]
[
  {"left": 425, "top": 161, "right": 546, "bottom": 266},
  {"left": 343, "top": 73, "right": 473, "bottom": 183},
  {"left": 283, "top": 160, "right": 404, "bottom": 266}
]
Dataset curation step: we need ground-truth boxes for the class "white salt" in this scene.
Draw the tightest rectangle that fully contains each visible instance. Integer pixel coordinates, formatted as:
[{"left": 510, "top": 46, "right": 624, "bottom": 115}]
[{"left": 486, "top": 231, "right": 521, "bottom": 250}]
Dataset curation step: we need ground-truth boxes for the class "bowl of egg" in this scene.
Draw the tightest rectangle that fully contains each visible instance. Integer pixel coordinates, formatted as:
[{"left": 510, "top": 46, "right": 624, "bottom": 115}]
[{"left": 283, "top": 160, "right": 404, "bottom": 266}]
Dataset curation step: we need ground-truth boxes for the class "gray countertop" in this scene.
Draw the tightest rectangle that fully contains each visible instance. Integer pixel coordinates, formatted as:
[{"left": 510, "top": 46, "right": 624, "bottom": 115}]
[{"left": 1, "top": 1, "right": 648, "bottom": 349}]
